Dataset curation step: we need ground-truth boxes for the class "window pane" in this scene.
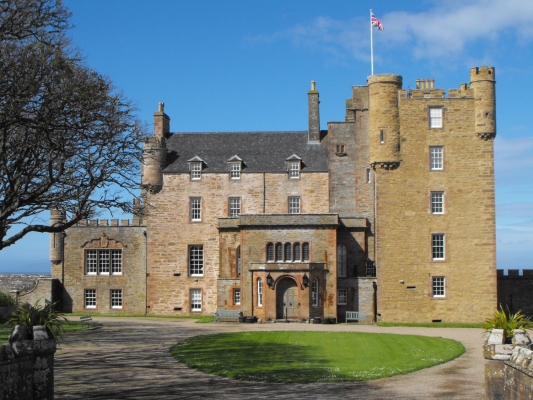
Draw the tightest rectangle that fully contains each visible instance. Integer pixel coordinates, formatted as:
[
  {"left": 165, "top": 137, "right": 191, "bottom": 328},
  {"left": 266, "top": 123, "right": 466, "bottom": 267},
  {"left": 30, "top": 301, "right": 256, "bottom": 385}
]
[
  {"left": 337, "top": 244, "right": 347, "bottom": 277},
  {"left": 191, "top": 289, "right": 202, "bottom": 311},
  {"left": 432, "top": 277, "right": 445, "bottom": 297},
  {"left": 289, "top": 161, "right": 300, "bottom": 178},
  {"left": 276, "top": 243, "right": 283, "bottom": 261},
  {"left": 190, "top": 163, "right": 201, "bottom": 180},
  {"left": 229, "top": 197, "right": 241, "bottom": 217},
  {"left": 303, "top": 242, "right": 310, "bottom": 262},
  {"left": 190, "top": 198, "right": 201, "bottom": 221},
  {"left": 312, "top": 279, "right": 319, "bottom": 306},
  {"left": 293, "top": 243, "right": 301, "bottom": 262},
  {"left": 230, "top": 163, "right": 241, "bottom": 179},
  {"left": 266, "top": 243, "right": 274, "bottom": 262},
  {"left": 237, "top": 246, "right": 241, "bottom": 276},
  {"left": 430, "top": 147, "right": 443, "bottom": 170},
  {"left": 86, "top": 250, "right": 97, "bottom": 274},
  {"left": 431, "top": 192, "right": 444, "bottom": 214},
  {"left": 111, "top": 250, "right": 122, "bottom": 274},
  {"left": 85, "top": 289, "right": 96, "bottom": 308},
  {"left": 189, "top": 245, "right": 204, "bottom": 276},
  {"left": 234, "top": 289, "right": 241, "bottom": 305},
  {"left": 99, "top": 250, "right": 110, "bottom": 274},
  {"left": 258, "top": 279, "right": 263, "bottom": 306},
  {"left": 284, "top": 243, "right": 292, "bottom": 262},
  {"left": 432, "top": 234, "right": 445, "bottom": 260},
  {"left": 338, "top": 289, "right": 347, "bottom": 305},
  {"left": 110, "top": 289, "right": 122, "bottom": 308},
  {"left": 430, "top": 108, "right": 443, "bottom": 128},
  {"left": 289, "top": 196, "right": 300, "bottom": 214}
]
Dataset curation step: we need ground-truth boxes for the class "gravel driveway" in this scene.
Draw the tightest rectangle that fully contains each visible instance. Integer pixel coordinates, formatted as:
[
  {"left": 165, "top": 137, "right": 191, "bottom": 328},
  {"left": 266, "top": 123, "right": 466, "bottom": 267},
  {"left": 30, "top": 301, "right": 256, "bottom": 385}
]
[{"left": 54, "top": 318, "right": 486, "bottom": 399}]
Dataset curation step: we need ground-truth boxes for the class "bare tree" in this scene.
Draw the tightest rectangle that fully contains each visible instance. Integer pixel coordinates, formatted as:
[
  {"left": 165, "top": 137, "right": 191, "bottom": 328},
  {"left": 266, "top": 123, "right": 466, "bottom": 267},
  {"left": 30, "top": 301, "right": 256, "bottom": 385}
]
[{"left": 0, "top": 0, "right": 146, "bottom": 250}]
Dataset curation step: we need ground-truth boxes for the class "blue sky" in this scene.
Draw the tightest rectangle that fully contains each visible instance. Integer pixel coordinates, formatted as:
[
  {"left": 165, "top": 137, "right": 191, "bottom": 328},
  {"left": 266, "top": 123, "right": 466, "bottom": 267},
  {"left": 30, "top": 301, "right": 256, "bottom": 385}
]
[{"left": 1, "top": 0, "right": 532, "bottom": 273}]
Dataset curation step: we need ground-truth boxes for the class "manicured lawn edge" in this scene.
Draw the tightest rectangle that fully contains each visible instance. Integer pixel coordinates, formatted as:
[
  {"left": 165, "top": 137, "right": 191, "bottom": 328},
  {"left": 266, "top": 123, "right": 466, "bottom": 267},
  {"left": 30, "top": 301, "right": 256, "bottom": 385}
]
[
  {"left": 376, "top": 322, "right": 484, "bottom": 328},
  {"left": 0, "top": 320, "right": 85, "bottom": 343}
]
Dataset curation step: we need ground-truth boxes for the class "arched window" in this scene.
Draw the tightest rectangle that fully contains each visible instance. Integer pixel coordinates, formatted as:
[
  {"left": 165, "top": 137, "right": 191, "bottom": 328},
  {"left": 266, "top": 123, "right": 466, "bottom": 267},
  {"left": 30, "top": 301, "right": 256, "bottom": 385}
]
[
  {"left": 302, "top": 242, "right": 310, "bottom": 262},
  {"left": 237, "top": 246, "right": 241, "bottom": 276},
  {"left": 312, "top": 278, "right": 319, "bottom": 307},
  {"left": 276, "top": 243, "right": 283, "bottom": 262},
  {"left": 266, "top": 243, "right": 274, "bottom": 262},
  {"left": 257, "top": 278, "right": 263, "bottom": 306},
  {"left": 284, "top": 243, "right": 292, "bottom": 262},
  {"left": 337, "top": 244, "right": 347, "bottom": 278},
  {"left": 293, "top": 242, "right": 301, "bottom": 262}
]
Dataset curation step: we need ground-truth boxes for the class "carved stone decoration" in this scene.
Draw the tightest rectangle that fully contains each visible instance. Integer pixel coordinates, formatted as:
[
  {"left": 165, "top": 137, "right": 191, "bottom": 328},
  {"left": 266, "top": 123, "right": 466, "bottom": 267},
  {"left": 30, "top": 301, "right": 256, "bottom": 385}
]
[
  {"left": 81, "top": 232, "right": 126, "bottom": 249},
  {"left": 477, "top": 132, "right": 496, "bottom": 141}
]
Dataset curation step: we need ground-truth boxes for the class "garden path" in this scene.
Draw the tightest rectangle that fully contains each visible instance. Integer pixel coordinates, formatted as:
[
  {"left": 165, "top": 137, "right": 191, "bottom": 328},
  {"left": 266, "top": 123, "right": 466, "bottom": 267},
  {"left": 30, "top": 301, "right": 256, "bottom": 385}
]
[{"left": 54, "top": 318, "right": 485, "bottom": 399}]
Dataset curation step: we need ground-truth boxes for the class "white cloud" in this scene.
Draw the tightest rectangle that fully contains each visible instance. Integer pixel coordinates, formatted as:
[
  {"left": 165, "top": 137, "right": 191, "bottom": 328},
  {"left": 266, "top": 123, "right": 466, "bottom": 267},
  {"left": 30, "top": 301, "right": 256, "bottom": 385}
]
[{"left": 250, "top": 0, "right": 533, "bottom": 62}]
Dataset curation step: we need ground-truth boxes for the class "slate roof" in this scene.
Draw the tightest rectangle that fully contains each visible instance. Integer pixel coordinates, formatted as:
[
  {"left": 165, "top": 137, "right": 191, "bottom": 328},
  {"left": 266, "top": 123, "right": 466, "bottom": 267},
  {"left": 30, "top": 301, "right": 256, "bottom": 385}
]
[{"left": 163, "top": 131, "right": 329, "bottom": 173}]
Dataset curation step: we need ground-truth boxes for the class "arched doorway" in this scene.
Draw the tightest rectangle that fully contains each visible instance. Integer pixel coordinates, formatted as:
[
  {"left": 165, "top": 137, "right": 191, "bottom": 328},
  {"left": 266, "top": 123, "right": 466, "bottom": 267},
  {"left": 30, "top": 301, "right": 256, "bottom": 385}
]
[{"left": 276, "top": 278, "right": 298, "bottom": 319}]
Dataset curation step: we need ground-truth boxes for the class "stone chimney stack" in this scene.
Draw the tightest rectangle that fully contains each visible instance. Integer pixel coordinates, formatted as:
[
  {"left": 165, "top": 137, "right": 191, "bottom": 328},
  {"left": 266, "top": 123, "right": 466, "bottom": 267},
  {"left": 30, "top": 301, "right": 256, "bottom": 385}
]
[
  {"left": 154, "top": 102, "right": 170, "bottom": 138},
  {"left": 308, "top": 81, "right": 320, "bottom": 143}
]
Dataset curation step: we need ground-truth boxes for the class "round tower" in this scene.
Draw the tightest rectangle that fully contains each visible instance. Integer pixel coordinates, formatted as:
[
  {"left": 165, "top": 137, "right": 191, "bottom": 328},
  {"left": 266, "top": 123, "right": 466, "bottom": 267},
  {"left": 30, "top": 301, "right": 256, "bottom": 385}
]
[
  {"left": 469, "top": 66, "right": 496, "bottom": 140},
  {"left": 142, "top": 136, "right": 166, "bottom": 193},
  {"left": 50, "top": 210, "right": 65, "bottom": 264},
  {"left": 367, "top": 74, "right": 402, "bottom": 167}
]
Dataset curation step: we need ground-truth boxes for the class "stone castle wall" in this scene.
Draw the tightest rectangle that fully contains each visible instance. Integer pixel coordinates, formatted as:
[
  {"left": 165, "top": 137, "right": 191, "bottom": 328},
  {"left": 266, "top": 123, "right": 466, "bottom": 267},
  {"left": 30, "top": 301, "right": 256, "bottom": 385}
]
[{"left": 497, "top": 269, "right": 533, "bottom": 318}]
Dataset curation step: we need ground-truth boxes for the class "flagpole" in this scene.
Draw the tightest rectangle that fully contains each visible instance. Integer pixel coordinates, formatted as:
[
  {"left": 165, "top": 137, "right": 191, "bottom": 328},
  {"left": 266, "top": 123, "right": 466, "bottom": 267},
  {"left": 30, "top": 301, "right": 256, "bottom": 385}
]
[{"left": 370, "top": 9, "right": 374, "bottom": 76}]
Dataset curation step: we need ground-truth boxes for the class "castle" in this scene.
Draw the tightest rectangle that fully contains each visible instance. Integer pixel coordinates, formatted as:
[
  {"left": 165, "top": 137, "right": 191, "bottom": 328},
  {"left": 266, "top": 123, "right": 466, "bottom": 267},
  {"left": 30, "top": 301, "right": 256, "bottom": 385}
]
[{"left": 49, "top": 67, "right": 497, "bottom": 323}]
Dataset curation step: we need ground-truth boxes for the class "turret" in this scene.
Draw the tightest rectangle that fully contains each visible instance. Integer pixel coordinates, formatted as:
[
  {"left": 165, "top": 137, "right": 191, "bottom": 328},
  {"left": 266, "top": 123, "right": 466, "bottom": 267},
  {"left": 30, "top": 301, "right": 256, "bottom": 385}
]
[
  {"left": 50, "top": 210, "right": 65, "bottom": 264},
  {"left": 308, "top": 81, "right": 320, "bottom": 143},
  {"left": 469, "top": 66, "right": 496, "bottom": 140},
  {"left": 368, "top": 74, "right": 402, "bottom": 168},
  {"left": 142, "top": 103, "right": 168, "bottom": 193}
]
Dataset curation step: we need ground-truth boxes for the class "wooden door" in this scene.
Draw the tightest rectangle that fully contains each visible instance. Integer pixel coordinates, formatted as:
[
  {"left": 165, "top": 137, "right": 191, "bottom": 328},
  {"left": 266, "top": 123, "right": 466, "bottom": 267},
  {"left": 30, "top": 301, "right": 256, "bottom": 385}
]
[{"left": 276, "top": 279, "right": 298, "bottom": 319}]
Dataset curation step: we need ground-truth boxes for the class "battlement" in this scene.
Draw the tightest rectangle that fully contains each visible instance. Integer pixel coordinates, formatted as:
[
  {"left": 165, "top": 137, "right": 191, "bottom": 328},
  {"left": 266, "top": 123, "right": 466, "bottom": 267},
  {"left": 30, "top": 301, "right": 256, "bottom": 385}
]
[
  {"left": 470, "top": 66, "right": 495, "bottom": 82},
  {"left": 497, "top": 269, "right": 533, "bottom": 279},
  {"left": 75, "top": 218, "right": 144, "bottom": 227},
  {"left": 400, "top": 77, "right": 474, "bottom": 100}
]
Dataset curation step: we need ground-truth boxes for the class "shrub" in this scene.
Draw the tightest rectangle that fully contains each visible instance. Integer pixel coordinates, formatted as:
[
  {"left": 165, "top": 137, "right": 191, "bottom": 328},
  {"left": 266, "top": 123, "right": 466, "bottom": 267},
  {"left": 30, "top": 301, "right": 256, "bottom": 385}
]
[
  {"left": 484, "top": 305, "right": 533, "bottom": 342},
  {"left": 8, "top": 300, "right": 66, "bottom": 340},
  {"left": 0, "top": 291, "right": 16, "bottom": 307}
]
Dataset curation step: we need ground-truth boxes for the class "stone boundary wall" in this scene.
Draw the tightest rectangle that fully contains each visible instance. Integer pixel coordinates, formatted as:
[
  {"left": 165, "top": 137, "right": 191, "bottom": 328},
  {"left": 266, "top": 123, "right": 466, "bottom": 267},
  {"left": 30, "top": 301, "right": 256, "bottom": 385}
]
[
  {"left": 497, "top": 269, "right": 533, "bottom": 318},
  {"left": 0, "top": 274, "right": 60, "bottom": 308},
  {"left": 0, "top": 326, "right": 57, "bottom": 400},
  {"left": 485, "top": 347, "right": 533, "bottom": 400}
]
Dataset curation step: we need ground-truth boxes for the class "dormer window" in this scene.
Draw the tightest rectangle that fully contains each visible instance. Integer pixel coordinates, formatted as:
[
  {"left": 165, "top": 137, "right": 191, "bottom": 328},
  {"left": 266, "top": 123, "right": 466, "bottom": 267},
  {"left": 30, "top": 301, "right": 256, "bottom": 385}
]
[
  {"left": 188, "top": 156, "right": 206, "bottom": 181},
  {"left": 286, "top": 154, "right": 302, "bottom": 179},
  {"left": 227, "top": 155, "right": 243, "bottom": 180}
]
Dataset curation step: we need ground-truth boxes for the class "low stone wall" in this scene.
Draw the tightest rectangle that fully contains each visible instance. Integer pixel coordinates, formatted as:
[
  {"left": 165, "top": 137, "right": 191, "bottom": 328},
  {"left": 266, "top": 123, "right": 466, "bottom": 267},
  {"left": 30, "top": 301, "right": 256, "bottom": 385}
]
[
  {"left": 0, "top": 274, "right": 60, "bottom": 309},
  {"left": 0, "top": 326, "right": 57, "bottom": 400},
  {"left": 484, "top": 329, "right": 533, "bottom": 399}
]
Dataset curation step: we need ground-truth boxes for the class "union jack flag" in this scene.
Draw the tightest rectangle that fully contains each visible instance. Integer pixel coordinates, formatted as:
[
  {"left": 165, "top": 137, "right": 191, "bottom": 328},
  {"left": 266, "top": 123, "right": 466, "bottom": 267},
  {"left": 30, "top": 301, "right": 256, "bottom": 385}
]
[{"left": 371, "top": 13, "right": 384, "bottom": 31}]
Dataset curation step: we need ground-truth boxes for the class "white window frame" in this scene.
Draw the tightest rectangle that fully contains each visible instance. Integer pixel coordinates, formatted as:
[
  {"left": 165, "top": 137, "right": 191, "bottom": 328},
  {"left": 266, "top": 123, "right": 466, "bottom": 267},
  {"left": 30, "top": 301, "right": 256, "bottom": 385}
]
[
  {"left": 189, "top": 245, "right": 204, "bottom": 276},
  {"left": 229, "top": 162, "right": 241, "bottom": 179},
  {"left": 431, "top": 191, "right": 444, "bottom": 214},
  {"left": 312, "top": 278, "right": 319, "bottom": 307},
  {"left": 110, "top": 289, "right": 123, "bottom": 309},
  {"left": 430, "top": 146, "right": 443, "bottom": 170},
  {"left": 190, "top": 289, "right": 202, "bottom": 312},
  {"left": 432, "top": 234, "right": 445, "bottom": 260},
  {"left": 289, "top": 161, "right": 300, "bottom": 179},
  {"left": 190, "top": 162, "right": 202, "bottom": 180},
  {"left": 429, "top": 108, "right": 443, "bottom": 128},
  {"left": 257, "top": 279, "right": 263, "bottom": 306},
  {"left": 337, "top": 244, "right": 347, "bottom": 278},
  {"left": 233, "top": 288, "right": 241, "bottom": 305},
  {"left": 84, "top": 289, "right": 96, "bottom": 309},
  {"left": 85, "top": 249, "right": 122, "bottom": 275},
  {"left": 288, "top": 196, "right": 300, "bottom": 214},
  {"left": 338, "top": 288, "right": 347, "bottom": 305},
  {"left": 229, "top": 197, "right": 241, "bottom": 217},
  {"left": 432, "top": 276, "right": 445, "bottom": 298},
  {"left": 190, "top": 197, "right": 201, "bottom": 221}
]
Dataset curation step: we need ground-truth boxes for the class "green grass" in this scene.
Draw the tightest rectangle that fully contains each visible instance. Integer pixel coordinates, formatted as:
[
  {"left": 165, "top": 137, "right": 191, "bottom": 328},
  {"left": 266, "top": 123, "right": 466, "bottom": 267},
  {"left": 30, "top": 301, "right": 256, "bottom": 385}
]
[
  {"left": 170, "top": 331, "right": 465, "bottom": 383},
  {"left": 0, "top": 321, "right": 85, "bottom": 343},
  {"left": 63, "top": 313, "right": 214, "bottom": 323},
  {"left": 376, "top": 322, "right": 484, "bottom": 328}
]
